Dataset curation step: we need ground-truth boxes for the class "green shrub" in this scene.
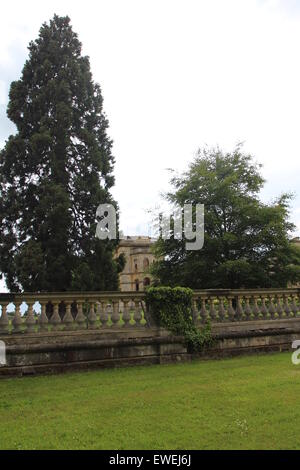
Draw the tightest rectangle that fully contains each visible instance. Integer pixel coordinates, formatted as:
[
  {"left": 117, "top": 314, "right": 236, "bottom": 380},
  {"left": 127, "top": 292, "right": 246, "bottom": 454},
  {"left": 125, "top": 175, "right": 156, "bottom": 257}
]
[{"left": 145, "top": 286, "right": 212, "bottom": 352}]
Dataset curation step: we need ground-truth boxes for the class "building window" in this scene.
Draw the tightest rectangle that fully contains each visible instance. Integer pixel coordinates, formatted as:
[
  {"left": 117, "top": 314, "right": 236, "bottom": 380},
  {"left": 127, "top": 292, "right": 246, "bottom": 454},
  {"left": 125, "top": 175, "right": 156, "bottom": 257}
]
[
  {"left": 143, "top": 277, "right": 150, "bottom": 287},
  {"left": 143, "top": 258, "right": 150, "bottom": 270},
  {"left": 135, "top": 279, "right": 139, "bottom": 291},
  {"left": 134, "top": 259, "right": 138, "bottom": 272}
]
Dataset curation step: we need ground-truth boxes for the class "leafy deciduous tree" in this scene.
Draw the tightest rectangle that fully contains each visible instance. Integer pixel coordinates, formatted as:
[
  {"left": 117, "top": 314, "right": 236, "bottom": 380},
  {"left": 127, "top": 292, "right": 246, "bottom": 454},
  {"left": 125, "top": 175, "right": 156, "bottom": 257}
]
[{"left": 151, "top": 146, "right": 300, "bottom": 288}]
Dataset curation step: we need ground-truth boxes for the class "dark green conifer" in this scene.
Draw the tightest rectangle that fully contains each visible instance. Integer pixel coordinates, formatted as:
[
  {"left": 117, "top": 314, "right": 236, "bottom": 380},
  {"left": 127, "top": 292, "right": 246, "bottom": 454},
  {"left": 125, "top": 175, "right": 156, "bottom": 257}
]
[{"left": 0, "top": 15, "right": 124, "bottom": 291}]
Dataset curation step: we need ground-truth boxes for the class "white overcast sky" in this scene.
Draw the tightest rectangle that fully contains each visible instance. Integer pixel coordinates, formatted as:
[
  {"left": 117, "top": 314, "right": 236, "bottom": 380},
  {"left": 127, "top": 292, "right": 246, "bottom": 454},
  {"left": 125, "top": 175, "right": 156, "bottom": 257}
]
[{"left": 1, "top": 0, "right": 300, "bottom": 238}]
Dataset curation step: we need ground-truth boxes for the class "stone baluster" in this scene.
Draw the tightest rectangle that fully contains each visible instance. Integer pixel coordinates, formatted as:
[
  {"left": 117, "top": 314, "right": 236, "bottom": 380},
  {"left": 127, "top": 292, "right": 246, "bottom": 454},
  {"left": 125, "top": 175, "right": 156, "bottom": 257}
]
[
  {"left": 63, "top": 301, "right": 75, "bottom": 330},
  {"left": 111, "top": 300, "right": 120, "bottom": 327},
  {"left": 88, "top": 301, "right": 98, "bottom": 329},
  {"left": 12, "top": 302, "right": 23, "bottom": 333},
  {"left": 133, "top": 299, "right": 142, "bottom": 326},
  {"left": 283, "top": 294, "right": 291, "bottom": 318},
  {"left": 107, "top": 303, "right": 114, "bottom": 327},
  {"left": 209, "top": 298, "right": 217, "bottom": 322},
  {"left": 50, "top": 301, "right": 62, "bottom": 330},
  {"left": 200, "top": 297, "right": 208, "bottom": 323},
  {"left": 291, "top": 295, "right": 299, "bottom": 316},
  {"left": 96, "top": 301, "right": 101, "bottom": 316},
  {"left": 251, "top": 296, "right": 260, "bottom": 319},
  {"left": 261, "top": 296, "right": 269, "bottom": 319},
  {"left": 141, "top": 301, "right": 150, "bottom": 327},
  {"left": 122, "top": 300, "right": 131, "bottom": 327},
  {"left": 275, "top": 295, "right": 284, "bottom": 318},
  {"left": 100, "top": 301, "right": 109, "bottom": 328},
  {"left": 75, "top": 300, "right": 86, "bottom": 329},
  {"left": 0, "top": 303, "right": 9, "bottom": 335},
  {"left": 236, "top": 296, "right": 244, "bottom": 321},
  {"left": 227, "top": 296, "right": 235, "bottom": 321},
  {"left": 244, "top": 296, "right": 252, "bottom": 321},
  {"left": 268, "top": 295, "right": 276, "bottom": 319},
  {"left": 218, "top": 297, "right": 226, "bottom": 322},
  {"left": 25, "top": 301, "right": 36, "bottom": 333},
  {"left": 38, "top": 301, "right": 49, "bottom": 332},
  {"left": 256, "top": 296, "right": 262, "bottom": 318},
  {"left": 192, "top": 298, "right": 199, "bottom": 323}
]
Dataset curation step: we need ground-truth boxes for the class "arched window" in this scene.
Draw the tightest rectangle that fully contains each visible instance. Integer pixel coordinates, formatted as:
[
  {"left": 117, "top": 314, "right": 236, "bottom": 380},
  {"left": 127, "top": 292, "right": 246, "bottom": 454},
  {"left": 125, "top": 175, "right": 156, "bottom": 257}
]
[
  {"left": 134, "top": 259, "right": 138, "bottom": 272},
  {"left": 143, "top": 258, "right": 150, "bottom": 270},
  {"left": 143, "top": 277, "right": 150, "bottom": 287},
  {"left": 135, "top": 279, "right": 139, "bottom": 291}
]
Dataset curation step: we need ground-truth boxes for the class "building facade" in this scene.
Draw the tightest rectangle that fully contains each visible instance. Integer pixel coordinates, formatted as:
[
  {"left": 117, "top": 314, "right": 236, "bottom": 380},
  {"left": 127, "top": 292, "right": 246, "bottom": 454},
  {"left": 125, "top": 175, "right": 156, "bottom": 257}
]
[{"left": 116, "top": 236, "right": 156, "bottom": 292}]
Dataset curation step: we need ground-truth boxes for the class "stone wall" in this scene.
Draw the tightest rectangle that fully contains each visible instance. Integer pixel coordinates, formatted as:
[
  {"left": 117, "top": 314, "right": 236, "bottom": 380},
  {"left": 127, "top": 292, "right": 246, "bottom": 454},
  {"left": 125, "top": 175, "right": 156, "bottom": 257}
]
[
  {"left": 0, "top": 288, "right": 299, "bottom": 377},
  {"left": 0, "top": 319, "right": 299, "bottom": 377}
]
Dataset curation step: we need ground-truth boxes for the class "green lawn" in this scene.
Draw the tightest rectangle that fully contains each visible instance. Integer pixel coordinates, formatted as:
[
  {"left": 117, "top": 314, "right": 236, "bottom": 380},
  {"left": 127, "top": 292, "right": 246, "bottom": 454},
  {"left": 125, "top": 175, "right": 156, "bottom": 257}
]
[{"left": 0, "top": 352, "right": 299, "bottom": 450}]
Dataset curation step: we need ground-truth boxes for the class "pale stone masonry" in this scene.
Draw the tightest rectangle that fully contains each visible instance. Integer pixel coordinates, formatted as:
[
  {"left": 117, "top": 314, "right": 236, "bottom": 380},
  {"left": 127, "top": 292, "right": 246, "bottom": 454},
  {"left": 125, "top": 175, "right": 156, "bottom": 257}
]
[
  {"left": 1, "top": 288, "right": 300, "bottom": 376},
  {"left": 1, "top": 288, "right": 300, "bottom": 335},
  {"left": 115, "top": 236, "right": 156, "bottom": 292}
]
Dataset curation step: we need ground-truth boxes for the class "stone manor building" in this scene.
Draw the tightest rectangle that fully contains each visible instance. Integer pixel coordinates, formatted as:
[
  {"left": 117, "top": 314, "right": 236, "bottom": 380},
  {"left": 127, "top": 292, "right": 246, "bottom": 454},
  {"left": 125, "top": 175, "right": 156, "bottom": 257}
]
[
  {"left": 116, "top": 236, "right": 156, "bottom": 292},
  {"left": 115, "top": 236, "right": 300, "bottom": 291}
]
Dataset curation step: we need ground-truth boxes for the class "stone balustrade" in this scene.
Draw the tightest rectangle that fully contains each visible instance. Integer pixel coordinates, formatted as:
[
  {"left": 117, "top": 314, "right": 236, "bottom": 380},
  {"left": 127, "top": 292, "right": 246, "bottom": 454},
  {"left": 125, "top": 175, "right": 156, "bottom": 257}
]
[
  {"left": 0, "top": 288, "right": 299, "bottom": 335},
  {"left": 192, "top": 288, "right": 300, "bottom": 323},
  {"left": 0, "top": 292, "right": 148, "bottom": 335}
]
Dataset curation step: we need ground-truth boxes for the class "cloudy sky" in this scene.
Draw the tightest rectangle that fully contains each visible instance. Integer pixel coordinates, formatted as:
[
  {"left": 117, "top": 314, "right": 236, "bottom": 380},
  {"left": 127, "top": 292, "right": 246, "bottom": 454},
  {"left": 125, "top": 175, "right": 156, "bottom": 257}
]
[{"left": 1, "top": 0, "right": 300, "bottom": 237}]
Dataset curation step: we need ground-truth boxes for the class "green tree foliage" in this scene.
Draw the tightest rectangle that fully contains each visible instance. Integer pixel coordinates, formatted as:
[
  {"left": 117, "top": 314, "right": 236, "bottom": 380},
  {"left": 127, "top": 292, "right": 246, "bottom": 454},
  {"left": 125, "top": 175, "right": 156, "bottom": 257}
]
[
  {"left": 0, "top": 15, "right": 124, "bottom": 292},
  {"left": 151, "top": 146, "right": 300, "bottom": 288}
]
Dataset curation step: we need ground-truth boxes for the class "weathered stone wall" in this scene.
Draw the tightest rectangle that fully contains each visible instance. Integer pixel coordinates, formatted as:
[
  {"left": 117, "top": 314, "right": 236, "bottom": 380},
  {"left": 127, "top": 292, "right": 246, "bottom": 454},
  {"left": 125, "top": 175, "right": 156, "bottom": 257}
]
[
  {"left": 0, "top": 288, "right": 299, "bottom": 377},
  {"left": 0, "top": 319, "right": 299, "bottom": 377}
]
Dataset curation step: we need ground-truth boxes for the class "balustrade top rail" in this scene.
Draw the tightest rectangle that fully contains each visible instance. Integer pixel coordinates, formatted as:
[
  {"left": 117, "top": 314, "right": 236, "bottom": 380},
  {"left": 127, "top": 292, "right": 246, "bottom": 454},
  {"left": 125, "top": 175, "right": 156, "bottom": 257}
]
[
  {"left": 193, "top": 288, "right": 300, "bottom": 296},
  {"left": 0, "top": 288, "right": 299, "bottom": 335},
  {"left": 0, "top": 291, "right": 147, "bottom": 302}
]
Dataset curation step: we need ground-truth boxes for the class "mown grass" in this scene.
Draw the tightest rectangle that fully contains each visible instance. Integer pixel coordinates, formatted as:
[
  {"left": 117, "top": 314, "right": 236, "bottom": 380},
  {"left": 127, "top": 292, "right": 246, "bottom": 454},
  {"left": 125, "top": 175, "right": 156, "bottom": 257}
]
[{"left": 0, "top": 352, "right": 299, "bottom": 450}]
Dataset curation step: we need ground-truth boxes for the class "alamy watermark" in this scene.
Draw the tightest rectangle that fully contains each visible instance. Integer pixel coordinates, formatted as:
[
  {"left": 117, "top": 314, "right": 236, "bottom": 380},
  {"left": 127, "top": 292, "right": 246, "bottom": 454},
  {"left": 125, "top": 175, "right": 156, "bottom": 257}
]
[
  {"left": 95, "top": 204, "right": 204, "bottom": 251},
  {"left": 0, "top": 341, "right": 6, "bottom": 366},
  {"left": 291, "top": 340, "right": 300, "bottom": 365}
]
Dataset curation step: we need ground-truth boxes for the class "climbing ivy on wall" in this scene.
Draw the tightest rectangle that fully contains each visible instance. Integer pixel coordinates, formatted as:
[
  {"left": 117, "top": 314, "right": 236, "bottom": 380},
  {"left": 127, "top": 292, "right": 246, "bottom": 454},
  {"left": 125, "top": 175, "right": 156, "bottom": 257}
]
[{"left": 145, "top": 286, "right": 212, "bottom": 352}]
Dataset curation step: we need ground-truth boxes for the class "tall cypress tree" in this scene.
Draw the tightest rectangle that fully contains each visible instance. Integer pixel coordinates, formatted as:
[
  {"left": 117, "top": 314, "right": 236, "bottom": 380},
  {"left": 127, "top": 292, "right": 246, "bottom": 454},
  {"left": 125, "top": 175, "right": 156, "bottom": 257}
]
[{"left": 0, "top": 15, "right": 124, "bottom": 292}]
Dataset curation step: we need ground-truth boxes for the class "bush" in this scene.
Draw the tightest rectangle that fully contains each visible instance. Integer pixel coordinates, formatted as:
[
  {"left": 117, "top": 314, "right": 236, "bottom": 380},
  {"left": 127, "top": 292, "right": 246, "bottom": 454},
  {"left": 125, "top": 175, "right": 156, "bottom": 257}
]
[{"left": 145, "top": 286, "right": 212, "bottom": 352}]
